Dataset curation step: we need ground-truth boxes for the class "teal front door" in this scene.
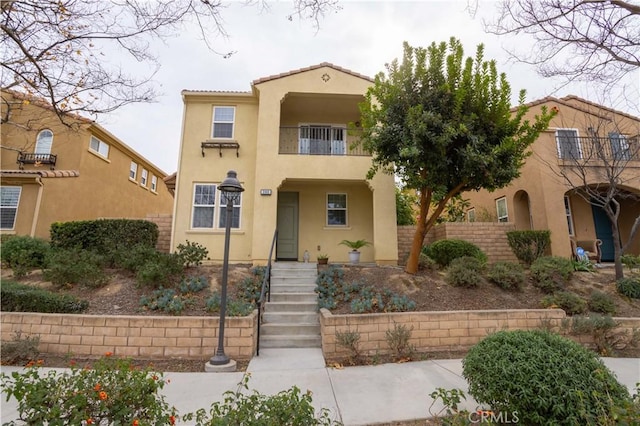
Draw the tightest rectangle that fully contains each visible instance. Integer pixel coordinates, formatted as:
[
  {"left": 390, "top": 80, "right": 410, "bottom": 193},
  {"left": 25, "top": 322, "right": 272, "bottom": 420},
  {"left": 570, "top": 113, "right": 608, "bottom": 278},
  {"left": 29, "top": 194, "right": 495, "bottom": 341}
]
[
  {"left": 592, "top": 205, "right": 615, "bottom": 262},
  {"left": 276, "top": 192, "right": 299, "bottom": 260}
]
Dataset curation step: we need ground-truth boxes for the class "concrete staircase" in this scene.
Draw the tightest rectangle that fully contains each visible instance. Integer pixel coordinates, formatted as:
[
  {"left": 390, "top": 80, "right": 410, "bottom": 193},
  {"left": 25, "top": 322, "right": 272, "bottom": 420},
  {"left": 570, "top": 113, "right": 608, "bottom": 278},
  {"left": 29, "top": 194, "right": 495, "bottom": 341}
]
[{"left": 259, "top": 262, "right": 321, "bottom": 349}]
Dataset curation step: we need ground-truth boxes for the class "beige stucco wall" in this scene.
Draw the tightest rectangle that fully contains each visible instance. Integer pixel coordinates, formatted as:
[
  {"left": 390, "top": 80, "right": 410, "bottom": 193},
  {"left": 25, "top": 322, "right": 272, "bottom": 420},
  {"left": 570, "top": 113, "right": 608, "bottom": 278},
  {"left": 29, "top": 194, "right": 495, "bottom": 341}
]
[
  {"left": 172, "top": 66, "right": 398, "bottom": 264},
  {"left": 464, "top": 98, "right": 640, "bottom": 258},
  {"left": 1, "top": 92, "right": 174, "bottom": 239}
]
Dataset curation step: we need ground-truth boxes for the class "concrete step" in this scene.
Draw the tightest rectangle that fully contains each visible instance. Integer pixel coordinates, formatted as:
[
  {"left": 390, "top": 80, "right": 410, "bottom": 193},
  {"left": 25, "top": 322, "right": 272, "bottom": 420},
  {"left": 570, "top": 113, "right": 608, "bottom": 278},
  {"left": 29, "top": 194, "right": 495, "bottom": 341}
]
[
  {"left": 271, "top": 268, "right": 318, "bottom": 277},
  {"left": 261, "top": 323, "right": 320, "bottom": 336},
  {"left": 269, "top": 284, "right": 316, "bottom": 293},
  {"left": 264, "top": 302, "right": 318, "bottom": 312},
  {"left": 259, "top": 335, "right": 322, "bottom": 348},
  {"left": 262, "top": 312, "right": 319, "bottom": 324},
  {"left": 269, "top": 292, "right": 318, "bottom": 303},
  {"left": 270, "top": 276, "right": 317, "bottom": 285}
]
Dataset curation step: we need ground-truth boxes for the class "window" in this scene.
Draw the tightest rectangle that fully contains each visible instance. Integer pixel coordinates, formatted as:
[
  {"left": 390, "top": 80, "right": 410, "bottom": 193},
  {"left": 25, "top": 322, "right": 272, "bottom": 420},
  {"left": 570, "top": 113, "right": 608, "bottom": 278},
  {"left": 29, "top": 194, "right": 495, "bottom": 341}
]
[
  {"left": 35, "top": 130, "right": 53, "bottom": 154},
  {"left": 299, "top": 125, "right": 346, "bottom": 155},
  {"left": 327, "top": 193, "right": 347, "bottom": 226},
  {"left": 556, "top": 129, "right": 581, "bottom": 159},
  {"left": 212, "top": 106, "right": 235, "bottom": 139},
  {"left": 467, "top": 208, "right": 476, "bottom": 223},
  {"left": 151, "top": 175, "right": 157, "bottom": 192},
  {"left": 564, "top": 196, "right": 574, "bottom": 236},
  {"left": 0, "top": 186, "right": 21, "bottom": 230},
  {"left": 141, "top": 169, "right": 148, "bottom": 187},
  {"left": 129, "top": 162, "right": 138, "bottom": 180},
  {"left": 609, "top": 132, "right": 630, "bottom": 160},
  {"left": 218, "top": 191, "right": 242, "bottom": 228},
  {"left": 496, "top": 197, "right": 508, "bottom": 223},
  {"left": 191, "top": 184, "right": 243, "bottom": 229},
  {"left": 90, "top": 136, "right": 109, "bottom": 157}
]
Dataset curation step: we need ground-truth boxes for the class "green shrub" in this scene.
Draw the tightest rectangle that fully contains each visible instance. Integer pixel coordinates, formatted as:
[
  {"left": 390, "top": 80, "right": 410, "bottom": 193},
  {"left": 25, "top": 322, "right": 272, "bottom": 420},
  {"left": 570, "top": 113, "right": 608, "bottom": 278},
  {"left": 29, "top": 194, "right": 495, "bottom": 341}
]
[
  {"left": 175, "top": 240, "right": 209, "bottom": 268},
  {"left": 445, "top": 256, "right": 484, "bottom": 288},
  {"left": 385, "top": 323, "right": 415, "bottom": 359},
  {"left": 335, "top": 329, "right": 362, "bottom": 362},
  {"left": 1, "top": 281, "right": 88, "bottom": 313},
  {"left": 0, "top": 354, "right": 175, "bottom": 425},
  {"left": 113, "top": 243, "right": 159, "bottom": 272},
  {"left": 617, "top": 276, "right": 640, "bottom": 299},
  {"left": 541, "top": 291, "right": 587, "bottom": 315},
  {"left": 621, "top": 254, "right": 640, "bottom": 271},
  {"left": 205, "top": 293, "right": 254, "bottom": 317},
  {"left": 0, "top": 236, "right": 50, "bottom": 278},
  {"left": 238, "top": 266, "right": 266, "bottom": 304},
  {"left": 530, "top": 256, "right": 573, "bottom": 293},
  {"left": 50, "top": 219, "right": 158, "bottom": 252},
  {"left": 462, "top": 329, "right": 630, "bottom": 425},
  {"left": 349, "top": 287, "right": 416, "bottom": 313},
  {"left": 178, "top": 276, "right": 209, "bottom": 294},
  {"left": 136, "top": 253, "right": 183, "bottom": 288},
  {"left": 506, "top": 230, "right": 551, "bottom": 265},
  {"left": 563, "top": 314, "right": 627, "bottom": 356},
  {"left": 486, "top": 261, "right": 525, "bottom": 290},
  {"left": 182, "top": 374, "right": 340, "bottom": 425},
  {"left": 588, "top": 291, "right": 617, "bottom": 315},
  {"left": 43, "top": 248, "right": 108, "bottom": 288},
  {"left": 0, "top": 331, "right": 40, "bottom": 365},
  {"left": 426, "top": 239, "right": 487, "bottom": 267},
  {"left": 140, "top": 288, "right": 186, "bottom": 315}
]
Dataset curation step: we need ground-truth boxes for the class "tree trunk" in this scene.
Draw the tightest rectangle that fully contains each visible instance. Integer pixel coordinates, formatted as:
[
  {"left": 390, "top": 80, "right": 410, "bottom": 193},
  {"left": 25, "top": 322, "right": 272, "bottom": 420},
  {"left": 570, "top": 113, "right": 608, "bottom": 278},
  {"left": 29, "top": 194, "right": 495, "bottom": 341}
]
[
  {"left": 611, "top": 220, "right": 624, "bottom": 280},
  {"left": 405, "top": 191, "right": 430, "bottom": 274}
]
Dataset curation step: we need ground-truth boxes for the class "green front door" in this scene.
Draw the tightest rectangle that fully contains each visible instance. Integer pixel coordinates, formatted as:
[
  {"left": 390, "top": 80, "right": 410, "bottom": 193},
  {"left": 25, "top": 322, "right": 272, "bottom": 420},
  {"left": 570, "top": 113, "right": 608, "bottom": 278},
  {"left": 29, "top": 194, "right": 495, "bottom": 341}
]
[{"left": 276, "top": 192, "right": 299, "bottom": 260}]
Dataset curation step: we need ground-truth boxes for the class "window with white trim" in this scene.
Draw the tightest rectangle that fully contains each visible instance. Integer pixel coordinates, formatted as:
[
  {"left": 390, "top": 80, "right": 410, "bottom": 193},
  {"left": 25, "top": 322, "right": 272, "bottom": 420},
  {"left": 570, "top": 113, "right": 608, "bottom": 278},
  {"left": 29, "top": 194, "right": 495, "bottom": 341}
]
[
  {"left": 0, "top": 186, "right": 21, "bottom": 230},
  {"left": 151, "top": 175, "right": 157, "bottom": 192},
  {"left": 129, "top": 162, "right": 138, "bottom": 180},
  {"left": 496, "top": 197, "right": 508, "bottom": 223},
  {"left": 556, "top": 129, "right": 581, "bottom": 159},
  {"left": 35, "top": 130, "right": 53, "bottom": 154},
  {"left": 327, "top": 193, "right": 347, "bottom": 226},
  {"left": 89, "top": 136, "right": 109, "bottom": 158},
  {"left": 467, "top": 208, "right": 476, "bottom": 223},
  {"left": 191, "top": 184, "right": 243, "bottom": 229},
  {"left": 141, "top": 169, "right": 148, "bottom": 187},
  {"left": 564, "top": 196, "right": 574, "bottom": 236},
  {"left": 212, "top": 106, "right": 235, "bottom": 139}
]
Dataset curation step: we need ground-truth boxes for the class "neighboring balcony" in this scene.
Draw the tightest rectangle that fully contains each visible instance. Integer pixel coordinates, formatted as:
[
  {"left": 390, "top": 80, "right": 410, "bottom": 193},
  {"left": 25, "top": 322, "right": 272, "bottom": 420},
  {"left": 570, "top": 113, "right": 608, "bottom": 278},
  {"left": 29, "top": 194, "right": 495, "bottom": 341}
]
[
  {"left": 17, "top": 152, "right": 57, "bottom": 170},
  {"left": 278, "top": 126, "right": 370, "bottom": 156},
  {"left": 557, "top": 135, "right": 640, "bottom": 163}
]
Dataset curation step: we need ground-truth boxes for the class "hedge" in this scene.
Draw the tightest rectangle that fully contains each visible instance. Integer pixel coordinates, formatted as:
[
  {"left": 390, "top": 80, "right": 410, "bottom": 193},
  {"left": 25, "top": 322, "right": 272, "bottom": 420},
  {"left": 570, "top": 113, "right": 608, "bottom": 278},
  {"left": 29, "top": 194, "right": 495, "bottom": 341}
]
[
  {"left": 50, "top": 219, "right": 158, "bottom": 252},
  {"left": 1, "top": 281, "right": 88, "bottom": 313}
]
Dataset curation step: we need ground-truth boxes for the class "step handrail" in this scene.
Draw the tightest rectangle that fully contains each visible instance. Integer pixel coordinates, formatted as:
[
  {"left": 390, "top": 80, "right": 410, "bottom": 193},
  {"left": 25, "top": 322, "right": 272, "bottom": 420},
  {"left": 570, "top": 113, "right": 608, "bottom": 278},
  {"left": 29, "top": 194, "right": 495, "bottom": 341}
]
[{"left": 256, "top": 228, "right": 277, "bottom": 356}]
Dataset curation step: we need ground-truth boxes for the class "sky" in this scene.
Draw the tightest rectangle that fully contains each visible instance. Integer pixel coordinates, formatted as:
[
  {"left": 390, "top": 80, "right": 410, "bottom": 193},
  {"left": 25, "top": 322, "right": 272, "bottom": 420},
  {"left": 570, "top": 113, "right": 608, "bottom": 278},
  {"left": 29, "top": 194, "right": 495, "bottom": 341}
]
[{"left": 102, "top": 0, "right": 640, "bottom": 174}]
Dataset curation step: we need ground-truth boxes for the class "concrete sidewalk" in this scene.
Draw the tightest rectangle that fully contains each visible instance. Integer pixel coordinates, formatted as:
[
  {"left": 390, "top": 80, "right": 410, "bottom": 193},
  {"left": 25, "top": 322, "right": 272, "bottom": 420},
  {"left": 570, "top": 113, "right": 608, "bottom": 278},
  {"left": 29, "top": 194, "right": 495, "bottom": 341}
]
[{"left": 2, "top": 349, "right": 639, "bottom": 425}]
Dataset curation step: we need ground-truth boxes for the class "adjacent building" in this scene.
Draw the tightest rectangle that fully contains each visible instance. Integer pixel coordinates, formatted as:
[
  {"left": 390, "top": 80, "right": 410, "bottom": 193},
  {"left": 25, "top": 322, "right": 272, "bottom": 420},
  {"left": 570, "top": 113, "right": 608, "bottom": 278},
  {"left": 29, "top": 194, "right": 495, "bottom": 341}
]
[
  {"left": 0, "top": 90, "right": 174, "bottom": 239},
  {"left": 171, "top": 63, "right": 398, "bottom": 264},
  {"left": 464, "top": 96, "right": 640, "bottom": 260}
]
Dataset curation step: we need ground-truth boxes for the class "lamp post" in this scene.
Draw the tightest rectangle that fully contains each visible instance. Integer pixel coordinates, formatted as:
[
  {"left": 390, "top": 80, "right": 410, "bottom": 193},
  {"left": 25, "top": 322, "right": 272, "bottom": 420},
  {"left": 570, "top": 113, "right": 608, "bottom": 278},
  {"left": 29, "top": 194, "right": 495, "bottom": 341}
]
[{"left": 208, "top": 170, "right": 244, "bottom": 369}]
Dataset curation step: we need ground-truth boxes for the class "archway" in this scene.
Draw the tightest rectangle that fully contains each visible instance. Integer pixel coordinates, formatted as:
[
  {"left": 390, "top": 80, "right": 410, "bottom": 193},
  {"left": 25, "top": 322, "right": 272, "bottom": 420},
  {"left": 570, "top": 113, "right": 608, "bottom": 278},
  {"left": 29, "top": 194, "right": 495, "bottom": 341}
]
[{"left": 513, "top": 190, "right": 532, "bottom": 230}]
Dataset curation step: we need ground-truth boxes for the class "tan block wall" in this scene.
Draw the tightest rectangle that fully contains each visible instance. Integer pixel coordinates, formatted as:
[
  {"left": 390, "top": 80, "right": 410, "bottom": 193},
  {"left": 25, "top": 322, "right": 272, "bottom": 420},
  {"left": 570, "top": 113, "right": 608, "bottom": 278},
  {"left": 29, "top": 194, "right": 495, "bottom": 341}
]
[
  {"left": 146, "top": 213, "right": 173, "bottom": 253},
  {"left": 397, "top": 223, "right": 517, "bottom": 264},
  {"left": 1, "top": 312, "right": 257, "bottom": 360}
]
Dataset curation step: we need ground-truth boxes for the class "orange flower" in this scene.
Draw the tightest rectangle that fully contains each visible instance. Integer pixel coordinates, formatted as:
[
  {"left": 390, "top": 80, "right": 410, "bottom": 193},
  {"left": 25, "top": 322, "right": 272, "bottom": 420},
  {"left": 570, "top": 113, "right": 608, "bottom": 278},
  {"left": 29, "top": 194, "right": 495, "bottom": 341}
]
[
  {"left": 169, "top": 415, "right": 176, "bottom": 425},
  {"left": 152, "top": 375, "right": 158, "bottom": 381},
  {"left": 98, "top": 391, "right": 108, "bottom": 400},
  {"left": 25, "top": 361, "right": 35, "bottom": 368},
  {"left": 36, "top": 359, "right": 44, "bottom": 365},
  {"left": 69, "top": 360, "right": 77, "bottom": 366},
  {"left": 105, "top": 351, "right": 113, "bottom": 357},
  {"left": 132, "top": 420, "right": 140, "bottom": 426},
  {"left": 86, "top": 419, "right": 94, "bottom": 425},
  {"left": 94, "top": 384, "right": 101, "bottom": 391}
]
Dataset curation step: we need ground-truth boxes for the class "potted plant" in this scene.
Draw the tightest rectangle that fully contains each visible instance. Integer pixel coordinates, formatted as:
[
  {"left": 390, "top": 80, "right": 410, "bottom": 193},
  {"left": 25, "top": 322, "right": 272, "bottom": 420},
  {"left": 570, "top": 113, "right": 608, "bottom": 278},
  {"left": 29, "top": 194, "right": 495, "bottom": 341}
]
[
  {"left": 339, "top": 239, "right": 371, "bottom": 264},
  {"left": 317, "top": 254, "right": 329, "bottom": 265}
]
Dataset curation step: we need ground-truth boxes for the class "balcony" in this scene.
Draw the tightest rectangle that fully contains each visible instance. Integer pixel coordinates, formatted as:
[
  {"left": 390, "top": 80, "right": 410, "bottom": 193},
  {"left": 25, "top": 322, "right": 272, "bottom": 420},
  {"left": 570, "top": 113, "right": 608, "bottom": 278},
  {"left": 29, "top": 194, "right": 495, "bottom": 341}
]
[
  {"left": 17, "top": 152, "right": 57, "bottom": 170},
  {"left": 557, "top": 135, "right": 640, "bottom": 163},
  {"left": 278, "top": 126, "right": 370, "bottom": 156}
]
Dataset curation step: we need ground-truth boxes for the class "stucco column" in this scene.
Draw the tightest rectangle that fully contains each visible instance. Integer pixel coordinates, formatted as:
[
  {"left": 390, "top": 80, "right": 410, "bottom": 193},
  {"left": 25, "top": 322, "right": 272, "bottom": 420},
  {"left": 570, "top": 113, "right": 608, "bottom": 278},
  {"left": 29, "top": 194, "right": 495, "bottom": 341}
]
[{"left": 370, "top": 174, "right": 398, "bottom": 265}]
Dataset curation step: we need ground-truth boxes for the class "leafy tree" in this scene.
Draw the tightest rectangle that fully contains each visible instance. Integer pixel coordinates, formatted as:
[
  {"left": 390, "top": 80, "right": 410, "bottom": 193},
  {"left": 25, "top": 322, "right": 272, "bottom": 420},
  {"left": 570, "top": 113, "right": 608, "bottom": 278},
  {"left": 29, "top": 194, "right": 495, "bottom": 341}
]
[
  {"left": 1, "top": 0, "right": 338, "bottom": 126},
  {"left": 358, "top": 38, "right": 554, "bottom": 274},
  {"left": 485, "top": 0, "right": 639, "bottom": 85},
  {"left": 395, "top": 187, "right": 417, "bottom": 225}
]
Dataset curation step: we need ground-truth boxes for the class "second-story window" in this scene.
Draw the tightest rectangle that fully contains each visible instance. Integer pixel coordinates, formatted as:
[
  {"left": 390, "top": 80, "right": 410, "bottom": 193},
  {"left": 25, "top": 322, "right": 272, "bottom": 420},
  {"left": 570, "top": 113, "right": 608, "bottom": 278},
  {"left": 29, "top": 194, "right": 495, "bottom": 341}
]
[
  {"left": 556, "top": 129, "right": 581, "bottom": 160},
  {"left": 212, "top": 106, "right": 235, "bottom": 139},
  {"left": 151, "top": 175, "right": 157, "bottom": 192},
  {"left": 90, "top": 136, "right": 110, "bottom": 158},
  {"left": 496, "top": 197, "right": 508, "bottom": 223},
  {"left": 608, "top": 132, "right": 630, "bottom": 160},
  {"left": 35, "top": 130, "right": 53, "bottom": 154},
  {"left": 129, "top": 162, "right": 138, "bottom": 180},
  {"left": 141, "top": 169, "right": 148, "bottom": 187},
  {"left": 327, "top": 193, "right": 347, "bottom": 226}
]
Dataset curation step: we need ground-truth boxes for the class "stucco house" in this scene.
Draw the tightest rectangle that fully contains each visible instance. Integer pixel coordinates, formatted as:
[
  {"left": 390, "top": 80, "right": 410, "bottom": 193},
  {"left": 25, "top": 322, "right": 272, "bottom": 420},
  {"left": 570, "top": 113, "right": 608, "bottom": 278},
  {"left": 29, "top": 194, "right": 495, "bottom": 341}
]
[
  {"left": 0, "top": 90, "right": 174, "bottom": 239},
  {"left": 170, "top": 63, "right": 398, "bottom": 265},
  {"left": 464, "top": 96, "right": 640, "bottom": 261}
]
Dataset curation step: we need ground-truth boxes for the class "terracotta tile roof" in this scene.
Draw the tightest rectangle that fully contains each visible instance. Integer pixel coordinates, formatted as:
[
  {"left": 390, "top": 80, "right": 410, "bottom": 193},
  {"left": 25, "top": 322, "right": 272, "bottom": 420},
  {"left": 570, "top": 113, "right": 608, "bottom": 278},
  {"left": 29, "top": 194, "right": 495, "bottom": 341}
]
[
  {"left": 252, "top": 62, "right": 374, "bottom": 85},
  {"left": 1, "top": 89, "right": 94, "bottom": 124},
  {"left": 0, "top": 170, "right": 80, "bottom": 178},
  {"left": 518, "top": 95, "right": 640, "bottom": 122}
]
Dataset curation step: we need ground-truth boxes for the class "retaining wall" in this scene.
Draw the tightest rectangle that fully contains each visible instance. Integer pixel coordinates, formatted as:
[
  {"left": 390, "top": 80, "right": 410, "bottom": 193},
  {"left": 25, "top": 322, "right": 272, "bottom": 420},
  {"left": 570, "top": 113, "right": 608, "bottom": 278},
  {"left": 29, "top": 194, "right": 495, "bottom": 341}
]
[
  {"left": 1, "top": 311, "right": 257, "bottom": 360},
  {"left": 145, "top": 213, "right": 172, "bottom": 253}
]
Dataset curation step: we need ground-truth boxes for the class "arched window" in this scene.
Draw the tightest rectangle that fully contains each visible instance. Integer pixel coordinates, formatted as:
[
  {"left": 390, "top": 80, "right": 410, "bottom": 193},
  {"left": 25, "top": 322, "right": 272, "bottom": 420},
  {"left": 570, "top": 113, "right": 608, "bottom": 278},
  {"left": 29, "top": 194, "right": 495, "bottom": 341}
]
[{"left": 35, "top": 130, "right": 53, "bottom": 154}]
